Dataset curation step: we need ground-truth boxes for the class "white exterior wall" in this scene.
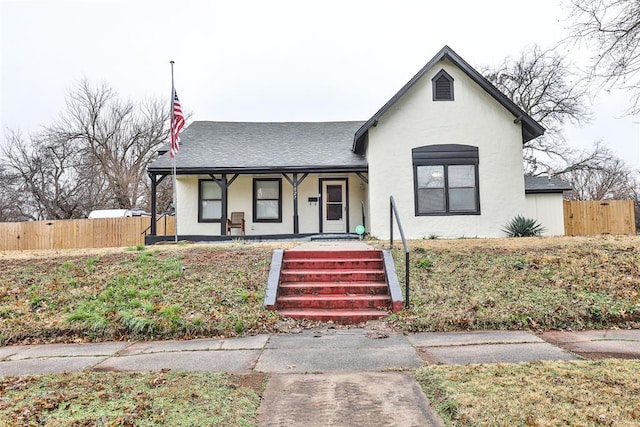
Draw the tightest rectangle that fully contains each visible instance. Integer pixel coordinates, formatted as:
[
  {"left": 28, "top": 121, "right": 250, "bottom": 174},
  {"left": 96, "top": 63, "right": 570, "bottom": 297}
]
[
  {"left": 367, "top": 59, "right": 526, "bottom": 239},
  {"left": 176, "top": 173, "right": 367, "bottom": 236},
  {"left": 524, "top": 193, "right": 566, "bottom": 236}
]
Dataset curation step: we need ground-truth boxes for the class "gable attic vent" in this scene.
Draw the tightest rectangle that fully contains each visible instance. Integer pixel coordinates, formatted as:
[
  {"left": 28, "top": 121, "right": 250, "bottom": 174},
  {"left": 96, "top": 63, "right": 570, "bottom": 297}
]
[{"left": 432, "top": 69, "right": 454, "bottom": 101}]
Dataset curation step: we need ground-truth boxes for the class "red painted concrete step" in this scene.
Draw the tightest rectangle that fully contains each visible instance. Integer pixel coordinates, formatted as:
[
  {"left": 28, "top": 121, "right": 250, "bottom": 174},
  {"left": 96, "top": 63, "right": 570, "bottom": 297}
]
[
  {"left": 275, "top": 249, "right": 394, "bottom": 324},
  {"left": 279, "top": 269, "right": 386, "bottom": 283},
  {"left": 277, "top": 294, "right": 391, "bottom": 310},
  {"left": 283, "top": 258, "right": 384, "bottom": 270},
  {"left": 276, "top": 308, "right": 390, "bottom": 324},
  {"left": 278, "top": 282, "right": 390, "bottom": 296}
]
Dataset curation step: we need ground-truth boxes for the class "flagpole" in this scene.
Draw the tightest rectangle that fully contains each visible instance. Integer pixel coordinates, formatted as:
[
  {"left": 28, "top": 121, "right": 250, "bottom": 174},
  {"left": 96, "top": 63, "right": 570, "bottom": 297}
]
[{"left": 170, "top": 60, "right": 178, "bottom": 243}]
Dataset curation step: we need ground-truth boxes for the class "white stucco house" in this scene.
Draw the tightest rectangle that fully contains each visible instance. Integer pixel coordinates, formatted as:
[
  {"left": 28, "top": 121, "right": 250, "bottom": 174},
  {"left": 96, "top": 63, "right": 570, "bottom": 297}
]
[{"left": 146, "top": 46, "right": 571, "bottom": 243}]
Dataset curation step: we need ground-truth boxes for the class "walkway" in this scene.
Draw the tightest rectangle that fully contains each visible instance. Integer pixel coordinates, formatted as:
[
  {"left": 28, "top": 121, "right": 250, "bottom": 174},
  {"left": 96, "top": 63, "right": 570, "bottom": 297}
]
[{"left": 1, "top": 328, "right": 639, "bottom": 426}]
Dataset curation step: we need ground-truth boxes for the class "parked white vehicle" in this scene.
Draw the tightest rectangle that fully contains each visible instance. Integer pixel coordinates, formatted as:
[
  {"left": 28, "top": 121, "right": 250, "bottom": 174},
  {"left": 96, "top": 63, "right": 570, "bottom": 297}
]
[{"left": 88, "top": 208, "right": 150, "bottom": 218}]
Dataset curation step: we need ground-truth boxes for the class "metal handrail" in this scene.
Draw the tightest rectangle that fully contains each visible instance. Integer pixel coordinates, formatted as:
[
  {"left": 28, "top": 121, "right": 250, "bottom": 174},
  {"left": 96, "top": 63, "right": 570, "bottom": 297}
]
[
  {"left": 389, "top": 196, "right": 410, "bottom": 309},
  {"left": 141, "top": 213, "right": 173, "bottom": 236},
  {"left": 361, "top": 201, "right": 366, "bottom": 234}
]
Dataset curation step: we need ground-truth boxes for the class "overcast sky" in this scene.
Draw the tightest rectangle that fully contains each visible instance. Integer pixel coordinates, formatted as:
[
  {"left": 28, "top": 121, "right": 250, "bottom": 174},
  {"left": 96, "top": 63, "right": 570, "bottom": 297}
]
[{"left": 1, "top": 0, "right": 639, "bottom": 167}]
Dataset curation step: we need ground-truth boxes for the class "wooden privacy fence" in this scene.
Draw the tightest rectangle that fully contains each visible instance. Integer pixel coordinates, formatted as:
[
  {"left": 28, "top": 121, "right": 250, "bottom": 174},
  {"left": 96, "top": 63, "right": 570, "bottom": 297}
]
[
  {"left": 563, "top": 200, "right": 636, "bottom": 236},
  {"left": 0, "top": 216, "right": 176, "bottom": 251}
]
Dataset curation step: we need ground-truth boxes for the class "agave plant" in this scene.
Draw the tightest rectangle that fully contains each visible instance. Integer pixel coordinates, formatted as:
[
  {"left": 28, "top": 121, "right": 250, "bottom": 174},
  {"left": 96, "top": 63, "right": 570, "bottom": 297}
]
[{"left": 502, "top": 215, "right": 546, "bottom": 237}]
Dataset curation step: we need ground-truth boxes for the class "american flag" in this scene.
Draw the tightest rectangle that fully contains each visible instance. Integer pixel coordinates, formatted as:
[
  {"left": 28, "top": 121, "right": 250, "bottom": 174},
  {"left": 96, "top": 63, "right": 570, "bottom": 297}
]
[{"left": 170, "top": 90, "right": 185, "bottom": 158}]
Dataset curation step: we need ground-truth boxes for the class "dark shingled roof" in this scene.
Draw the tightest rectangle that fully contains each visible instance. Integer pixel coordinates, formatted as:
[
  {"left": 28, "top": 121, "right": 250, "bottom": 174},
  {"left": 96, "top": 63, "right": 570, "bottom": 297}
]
[
  {"left": 524, "top": 175, "right": 573, "bottom": 194},
  {"left": 148, "top": 121, "right": 368, "bottom": 174},
  {"left": 353, "top": 45, "right": 545, "bottom": 154}
]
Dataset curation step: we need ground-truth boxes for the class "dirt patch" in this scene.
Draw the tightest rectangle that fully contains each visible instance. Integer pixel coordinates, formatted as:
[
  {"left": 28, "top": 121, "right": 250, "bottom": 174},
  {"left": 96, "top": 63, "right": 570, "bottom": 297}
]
[
  {"left": 415, "top": 347, "right": 441, "bottom": 364},
  {"left": 234, "top": 373, "right": 268, "bottom": 394}
]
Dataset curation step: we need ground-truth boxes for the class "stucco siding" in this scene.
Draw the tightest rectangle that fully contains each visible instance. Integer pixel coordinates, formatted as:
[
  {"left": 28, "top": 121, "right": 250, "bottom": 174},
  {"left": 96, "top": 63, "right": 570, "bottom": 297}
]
[
  {"left": 176, "top": 173, "right": 367, "bottom": 236},
  {"left": 367, "top": 58, "right": 526, "bottom": 239},
  {"left": 524, "top": 193, "right": 566, "bottom": 236}
]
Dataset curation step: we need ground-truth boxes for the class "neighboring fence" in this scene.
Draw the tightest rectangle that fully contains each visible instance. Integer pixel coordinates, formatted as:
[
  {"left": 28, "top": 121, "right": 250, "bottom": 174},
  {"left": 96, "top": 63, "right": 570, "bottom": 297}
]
[
  {"left": 0, "top": 216, "right": 176, "bottom": 251},
  {"left": 563, "top": 200, "right": 636, "bottom": 236}
]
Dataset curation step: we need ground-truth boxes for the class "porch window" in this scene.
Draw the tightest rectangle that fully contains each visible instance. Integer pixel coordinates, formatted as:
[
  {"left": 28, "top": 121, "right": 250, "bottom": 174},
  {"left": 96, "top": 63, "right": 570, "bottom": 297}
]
[
  {"left": 199, "top": 180, "right": 222, "bottom": 222},
  {"left": 413, "top": 145, "right": 480, "bottom": 215},
  {"left": 253, "top": 178, "right": 282, "bottom": 222}
]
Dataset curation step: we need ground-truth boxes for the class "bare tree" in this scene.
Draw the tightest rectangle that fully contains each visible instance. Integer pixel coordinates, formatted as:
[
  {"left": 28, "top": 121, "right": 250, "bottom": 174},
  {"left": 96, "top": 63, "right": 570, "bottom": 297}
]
[
  {"left": 0, "top": 130, "right": 108, "bottom": 219},
  {"left": 483, "top": 44, "right": 592, "bottom": 174},
  {"left": 0, "top": 165, "right": 31, "bottom": 222},
  {"left": 559, "top": 142, "right": 637, "bottom": 200},
  {"left": 48, "top": 79, "right": 171, "bottom": 209},
  {"left": 567, "top": 0, "right": 640, "bottom": 113}
]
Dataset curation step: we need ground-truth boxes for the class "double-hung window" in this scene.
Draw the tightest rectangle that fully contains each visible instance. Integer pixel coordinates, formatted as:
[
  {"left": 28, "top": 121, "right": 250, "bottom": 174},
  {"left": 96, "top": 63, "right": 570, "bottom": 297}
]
[
  {"left": 253, "top": 178, "right": 282, "bottom": 222},
  {"left": 413, "top": 145, "right": 480, "bottom": 215},
  {"left": 199, "top": 180, "right": 222, "bottom": 222}
]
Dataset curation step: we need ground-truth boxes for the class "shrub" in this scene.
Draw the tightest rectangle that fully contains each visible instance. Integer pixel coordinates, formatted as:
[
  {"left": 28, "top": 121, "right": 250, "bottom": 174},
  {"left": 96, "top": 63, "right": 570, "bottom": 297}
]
[{"left": 502, "top": 215, "right": 546, "bottom": 237}]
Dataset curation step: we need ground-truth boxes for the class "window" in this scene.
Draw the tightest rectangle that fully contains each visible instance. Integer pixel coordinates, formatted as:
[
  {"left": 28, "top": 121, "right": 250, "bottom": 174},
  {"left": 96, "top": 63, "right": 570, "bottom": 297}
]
[
  {"left": 199, "top": 180, "right": 222, "bottom": 222},
  {"left": 432, "top": 69, "right": 454, "bottom": 101},
  {"left": 253, "top": 178, "right": 282, "bottom": 222},
  {"left": 413, "top": 145, "right": 479, "bottom": 215},
  {"left": 325, "top": 185, "right": 343, "bottom": 220}
]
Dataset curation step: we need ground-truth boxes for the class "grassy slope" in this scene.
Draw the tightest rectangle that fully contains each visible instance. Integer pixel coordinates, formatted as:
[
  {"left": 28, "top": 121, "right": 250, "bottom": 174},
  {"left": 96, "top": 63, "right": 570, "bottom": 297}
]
[
  {"left": 0, "top": 244, "right": 280, "bottom": 345},
  {"left": 389, "top": 235, "right": 640, "bottom": 332},
  {"left": 0, "top": 236, "right": 639, "bottom": 345}
]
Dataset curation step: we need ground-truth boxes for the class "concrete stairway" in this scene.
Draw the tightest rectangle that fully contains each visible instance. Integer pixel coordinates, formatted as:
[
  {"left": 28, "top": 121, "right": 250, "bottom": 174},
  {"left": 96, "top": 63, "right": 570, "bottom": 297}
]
[{"left": 268, "top": 249, "right": 402, "bottom": 324}]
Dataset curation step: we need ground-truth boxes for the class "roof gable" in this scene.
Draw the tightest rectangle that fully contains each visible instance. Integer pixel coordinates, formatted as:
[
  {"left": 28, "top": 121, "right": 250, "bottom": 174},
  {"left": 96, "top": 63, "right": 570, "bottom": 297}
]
[{"left": 353, "top": 45, "right": 545, "bottom": 154}]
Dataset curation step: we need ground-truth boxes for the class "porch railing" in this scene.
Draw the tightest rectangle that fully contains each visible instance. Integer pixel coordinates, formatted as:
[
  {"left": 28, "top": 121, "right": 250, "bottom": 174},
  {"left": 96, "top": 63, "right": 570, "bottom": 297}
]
[{"left": 389, "top": 196, "right": 410, "bottom": 309}]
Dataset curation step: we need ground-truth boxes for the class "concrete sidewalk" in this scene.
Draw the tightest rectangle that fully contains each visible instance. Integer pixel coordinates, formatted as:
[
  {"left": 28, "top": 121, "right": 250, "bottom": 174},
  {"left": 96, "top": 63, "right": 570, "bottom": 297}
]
[
  {"left": 2, "top": 328, "right": 639, "bottom": 377},
  {"left": 2, "top": 329, "right": 639, "bottom": 426}
]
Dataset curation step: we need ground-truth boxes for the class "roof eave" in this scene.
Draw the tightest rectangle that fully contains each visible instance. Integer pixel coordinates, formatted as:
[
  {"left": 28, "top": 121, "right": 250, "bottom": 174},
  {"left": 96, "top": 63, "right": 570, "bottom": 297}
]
[
  {"left": 525, "top": 188, "right": 572, "bottom": 194},
  {"left": 148, "top": 165, "right": 369, "bottom": 175}
]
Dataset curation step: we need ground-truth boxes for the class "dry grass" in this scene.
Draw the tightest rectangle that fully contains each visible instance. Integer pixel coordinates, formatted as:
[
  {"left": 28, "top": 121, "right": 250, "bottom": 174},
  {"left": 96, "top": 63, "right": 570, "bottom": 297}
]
[
  {"left": 388, "top": 235, "right": 640, "bottom": 331},
  {"left": 415, "top": 359, "right": 640, "bottom": 426},
  {"left": 0, "top": 371, "right": 265, "bottom": 426}
]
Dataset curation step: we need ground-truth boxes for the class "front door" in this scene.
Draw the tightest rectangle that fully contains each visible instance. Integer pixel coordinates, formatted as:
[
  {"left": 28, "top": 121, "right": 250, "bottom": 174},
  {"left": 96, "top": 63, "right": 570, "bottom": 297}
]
[{"left": 322, "top": 180, "right": 347, "bottom": 233}]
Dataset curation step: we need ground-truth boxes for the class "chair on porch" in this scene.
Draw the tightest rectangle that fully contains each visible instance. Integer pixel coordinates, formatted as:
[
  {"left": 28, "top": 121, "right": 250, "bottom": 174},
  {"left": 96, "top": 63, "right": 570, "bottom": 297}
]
[{"left": 226, "top": 212, "right": 245, "bottom": 236}]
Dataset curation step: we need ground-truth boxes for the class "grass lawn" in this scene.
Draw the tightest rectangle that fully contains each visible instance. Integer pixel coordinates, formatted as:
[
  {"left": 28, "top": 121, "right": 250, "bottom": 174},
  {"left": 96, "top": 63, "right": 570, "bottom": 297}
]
[
  {"left": 0, "top": 371, "right": 265, "bottom": 426},
  {"left": 0, "top": 236, "right": 639, "bottom": 345},
  {"left": 415, "top": 359, "right": 640, "bottom": 426},
  {"left": 0, "top": 236, "right": 639, "bottom": 425},
  {"left": 0, "top": 243, "right": 281, "bottom": 345},
  {"left": 389, "top": 235, "right": 640, "bottom": 332}
]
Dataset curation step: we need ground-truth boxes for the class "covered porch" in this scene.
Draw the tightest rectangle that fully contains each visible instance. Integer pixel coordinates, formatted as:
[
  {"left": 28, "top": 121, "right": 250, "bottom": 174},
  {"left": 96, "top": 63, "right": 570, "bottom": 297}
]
[
  {"left": 145, "top": 121, "right": 370, "bottom": 244},
  {"left": 146, "top": 169, "right": 369, "bottom": 244}
]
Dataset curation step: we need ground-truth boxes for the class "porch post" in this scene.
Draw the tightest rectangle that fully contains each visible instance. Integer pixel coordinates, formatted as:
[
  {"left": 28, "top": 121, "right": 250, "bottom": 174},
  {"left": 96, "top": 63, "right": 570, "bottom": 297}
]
[
  {"left": 149, "top": 173, "right": 157, "bottom": 236},
  {"left": 221, "top": 174, "right": 228, "bottom": 236},
  {"left": 283, "top": 173, "right": 308, "bottom": 235},
  {"left": 293, "top": 173, "right": 299, "bottom": 234}
]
